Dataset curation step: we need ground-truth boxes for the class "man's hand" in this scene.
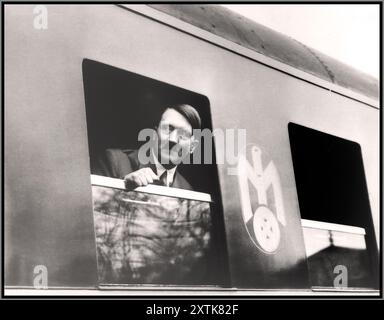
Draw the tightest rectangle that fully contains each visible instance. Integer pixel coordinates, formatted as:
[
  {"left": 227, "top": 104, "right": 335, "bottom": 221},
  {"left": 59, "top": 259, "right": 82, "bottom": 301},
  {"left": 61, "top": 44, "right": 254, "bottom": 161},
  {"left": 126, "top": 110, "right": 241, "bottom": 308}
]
[{"left": 123, "top": 168, "right": 159, "bottom": 190}]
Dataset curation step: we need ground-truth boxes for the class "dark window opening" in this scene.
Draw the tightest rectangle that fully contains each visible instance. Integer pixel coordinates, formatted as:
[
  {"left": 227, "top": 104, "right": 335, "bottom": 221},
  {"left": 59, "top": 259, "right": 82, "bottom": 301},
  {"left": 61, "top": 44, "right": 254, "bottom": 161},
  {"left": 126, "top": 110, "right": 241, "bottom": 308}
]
[
  {"left": 288, "top": 122, "right": 379, "bottom": 289},
  {"left": 82, "top": 59, "right": 229, "bottom": 287}
]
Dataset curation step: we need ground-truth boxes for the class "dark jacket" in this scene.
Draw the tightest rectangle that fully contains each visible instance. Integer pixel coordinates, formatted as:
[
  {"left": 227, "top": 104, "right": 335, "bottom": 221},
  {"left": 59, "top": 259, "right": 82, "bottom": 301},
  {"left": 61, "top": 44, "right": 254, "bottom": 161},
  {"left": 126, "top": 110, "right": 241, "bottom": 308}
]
[{"left": 104, "top": 148, "right": 193, "bottom": 190}]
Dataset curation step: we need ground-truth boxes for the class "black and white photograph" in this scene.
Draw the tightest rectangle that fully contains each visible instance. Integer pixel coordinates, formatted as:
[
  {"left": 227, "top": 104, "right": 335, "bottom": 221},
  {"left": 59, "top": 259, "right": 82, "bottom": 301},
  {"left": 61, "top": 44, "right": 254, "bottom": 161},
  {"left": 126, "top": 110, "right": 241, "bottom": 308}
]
[{"left": 3, "top": 1, "right": 381, "bottom": 303}]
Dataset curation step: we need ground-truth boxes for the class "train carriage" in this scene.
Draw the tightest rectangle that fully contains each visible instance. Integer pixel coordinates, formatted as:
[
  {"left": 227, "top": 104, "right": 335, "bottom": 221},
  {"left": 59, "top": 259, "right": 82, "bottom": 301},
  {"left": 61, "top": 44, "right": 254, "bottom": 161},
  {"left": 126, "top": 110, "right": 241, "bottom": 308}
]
[{"left": 4, "top": 4, "right": 380, "bottom": 295}]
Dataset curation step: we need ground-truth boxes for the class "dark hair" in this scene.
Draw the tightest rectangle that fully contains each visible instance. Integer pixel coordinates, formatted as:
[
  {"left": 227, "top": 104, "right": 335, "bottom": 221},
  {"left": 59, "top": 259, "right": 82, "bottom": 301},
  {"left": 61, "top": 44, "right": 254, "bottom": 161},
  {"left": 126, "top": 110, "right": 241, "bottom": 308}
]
[{"left": 165, "top": 104, "right": 202, "bottom": 130}]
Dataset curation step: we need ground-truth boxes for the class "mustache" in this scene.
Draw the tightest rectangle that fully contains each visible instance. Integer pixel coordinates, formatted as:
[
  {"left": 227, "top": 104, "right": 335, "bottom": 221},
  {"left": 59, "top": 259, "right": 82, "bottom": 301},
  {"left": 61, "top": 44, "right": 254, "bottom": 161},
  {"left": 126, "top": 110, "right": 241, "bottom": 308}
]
[{"left": 161, "top": 141, "right": 179, "bottom": 151}]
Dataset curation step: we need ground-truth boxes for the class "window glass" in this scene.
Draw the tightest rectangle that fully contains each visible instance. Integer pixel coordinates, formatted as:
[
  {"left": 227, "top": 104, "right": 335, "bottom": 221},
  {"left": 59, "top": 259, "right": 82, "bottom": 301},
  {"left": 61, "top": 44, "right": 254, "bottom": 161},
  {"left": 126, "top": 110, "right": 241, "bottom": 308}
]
[{"left": 288, "top": 122, "right": 378, "bottom": 289}]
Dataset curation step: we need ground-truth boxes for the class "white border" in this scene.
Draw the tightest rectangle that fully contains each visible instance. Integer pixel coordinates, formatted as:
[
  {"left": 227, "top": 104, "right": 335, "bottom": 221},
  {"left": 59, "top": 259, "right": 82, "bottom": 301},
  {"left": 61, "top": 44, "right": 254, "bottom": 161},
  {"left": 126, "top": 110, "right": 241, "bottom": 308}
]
[
  {"left": 91, "top": 174, "right": 212, "bottom": 203},
  {"left": 119, "top": 4, "right": 379, "bottom": 109}
]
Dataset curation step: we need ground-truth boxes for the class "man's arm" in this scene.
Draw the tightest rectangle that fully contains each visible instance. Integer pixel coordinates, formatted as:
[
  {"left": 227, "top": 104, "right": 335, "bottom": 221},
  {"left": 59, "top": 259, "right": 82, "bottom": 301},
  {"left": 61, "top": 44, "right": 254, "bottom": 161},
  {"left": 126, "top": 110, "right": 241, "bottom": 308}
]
[
  {"left": 123, "top": 167, "right": 159, "bottom": 190},
  {"left": 105, "top": 148, "right": 135, "bottom": 179},
  {"left": 105, "top": 149, "right": 159, "bottom": 190}
]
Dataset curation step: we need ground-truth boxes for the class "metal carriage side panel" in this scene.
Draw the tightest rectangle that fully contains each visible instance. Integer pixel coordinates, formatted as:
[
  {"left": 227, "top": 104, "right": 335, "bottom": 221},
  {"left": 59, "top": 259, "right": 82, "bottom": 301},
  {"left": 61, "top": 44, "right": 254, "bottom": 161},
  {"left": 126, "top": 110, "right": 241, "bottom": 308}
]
[{"left": 5, "top": 4, "right": 378, "bottom": 289}]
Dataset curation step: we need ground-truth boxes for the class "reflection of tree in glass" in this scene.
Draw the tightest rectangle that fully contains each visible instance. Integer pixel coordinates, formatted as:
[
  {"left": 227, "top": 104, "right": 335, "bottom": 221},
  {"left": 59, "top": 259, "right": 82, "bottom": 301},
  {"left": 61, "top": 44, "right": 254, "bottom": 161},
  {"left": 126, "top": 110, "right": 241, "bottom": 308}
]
[{"left": 92, "top": 186, "right": 212, "bottom": 285}]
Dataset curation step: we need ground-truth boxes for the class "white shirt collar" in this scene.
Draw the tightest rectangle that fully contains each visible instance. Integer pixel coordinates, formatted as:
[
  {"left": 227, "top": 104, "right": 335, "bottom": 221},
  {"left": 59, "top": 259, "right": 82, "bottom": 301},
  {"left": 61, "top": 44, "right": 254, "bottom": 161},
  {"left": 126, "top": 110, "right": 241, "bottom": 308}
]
[{"left": 151, "top": 151, "right": 177, "bottom": 187}]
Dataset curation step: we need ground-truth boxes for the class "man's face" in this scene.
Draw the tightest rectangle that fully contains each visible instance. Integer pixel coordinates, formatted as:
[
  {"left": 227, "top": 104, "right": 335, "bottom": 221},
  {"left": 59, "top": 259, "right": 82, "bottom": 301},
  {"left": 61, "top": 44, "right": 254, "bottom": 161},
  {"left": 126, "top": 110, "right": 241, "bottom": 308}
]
[{"left": 156, "top": 108, "right": 195, "bottom": 167}]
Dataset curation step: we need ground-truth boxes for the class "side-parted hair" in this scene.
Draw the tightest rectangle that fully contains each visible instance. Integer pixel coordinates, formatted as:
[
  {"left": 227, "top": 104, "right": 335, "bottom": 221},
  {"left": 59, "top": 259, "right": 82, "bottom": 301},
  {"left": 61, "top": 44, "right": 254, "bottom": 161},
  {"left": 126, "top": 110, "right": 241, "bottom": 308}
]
[{"left": 163, "top": 104, "right": 202, "bottom": 131}]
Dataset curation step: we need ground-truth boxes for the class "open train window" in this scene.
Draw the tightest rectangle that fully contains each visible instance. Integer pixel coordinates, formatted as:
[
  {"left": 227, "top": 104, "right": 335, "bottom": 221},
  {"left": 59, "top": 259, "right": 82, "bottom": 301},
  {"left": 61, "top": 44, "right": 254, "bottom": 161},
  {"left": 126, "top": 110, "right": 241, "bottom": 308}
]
[
  {"left": 82, "top": 59, "right": 228, "bottom": 287},
  {"left": 288, "top": 123, "right": 379, "bottom": 289}
]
